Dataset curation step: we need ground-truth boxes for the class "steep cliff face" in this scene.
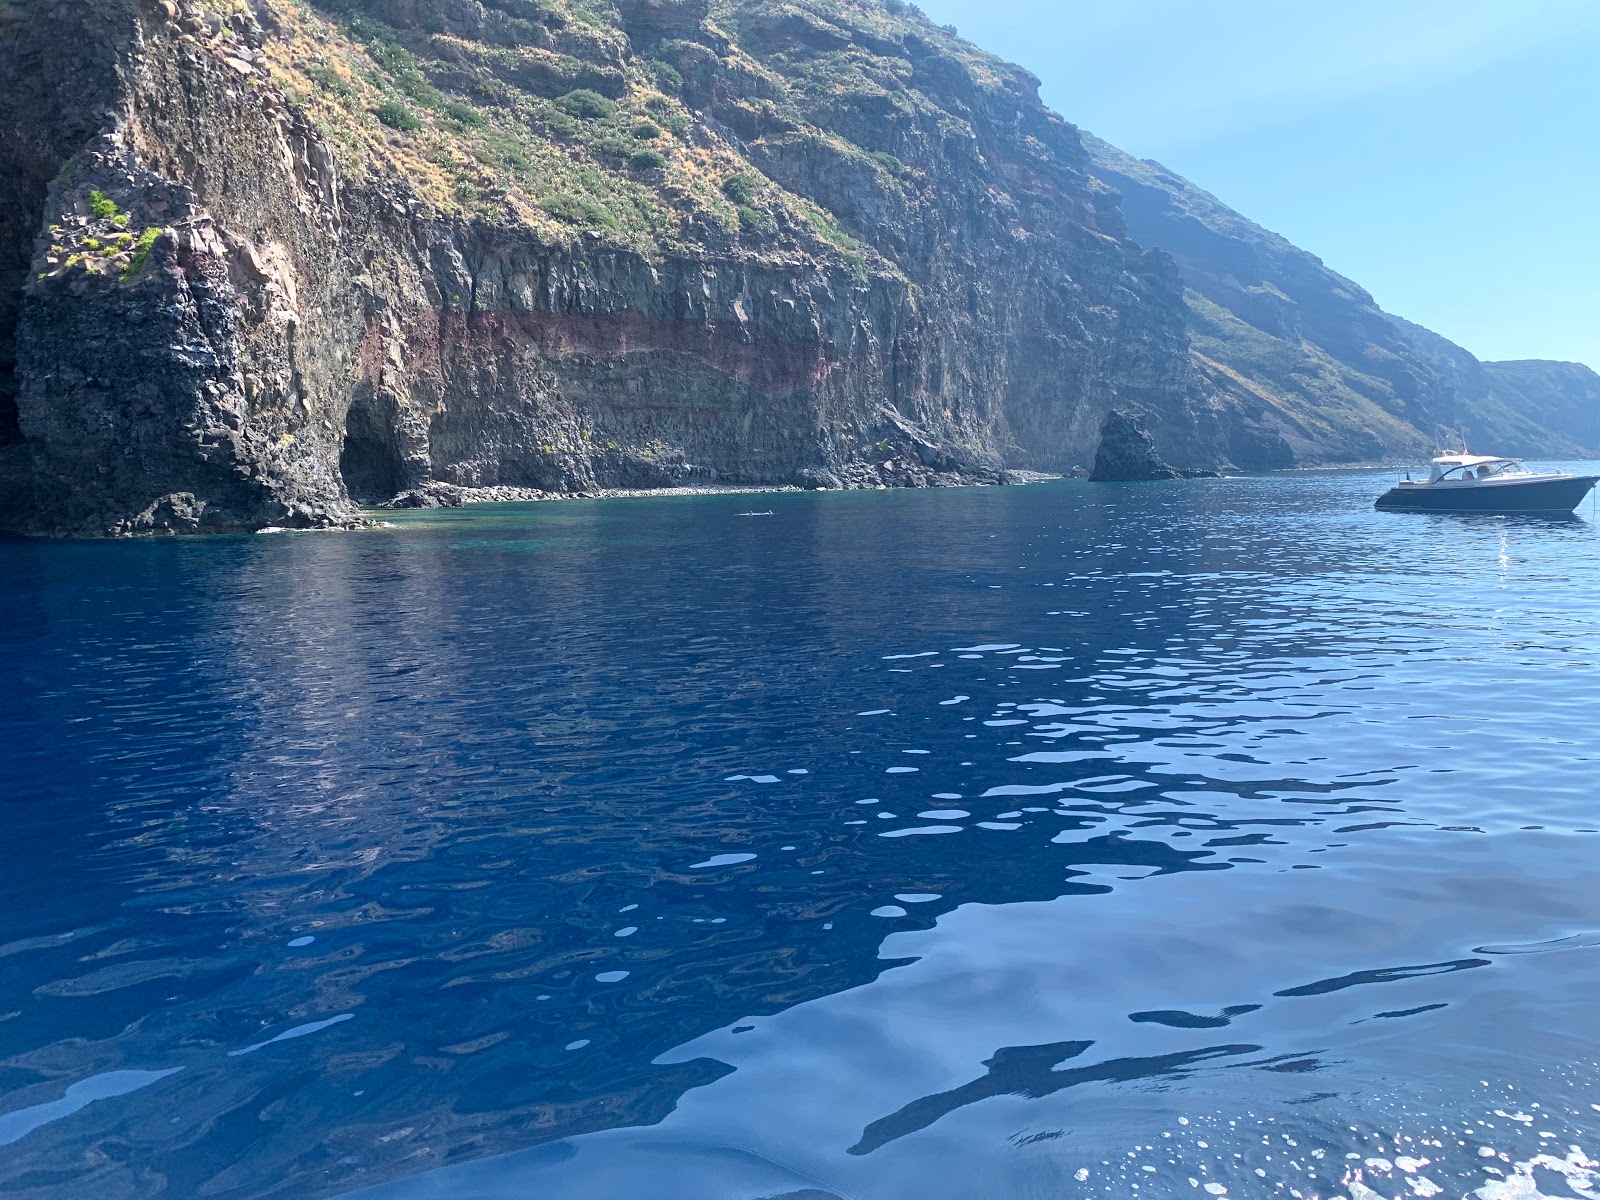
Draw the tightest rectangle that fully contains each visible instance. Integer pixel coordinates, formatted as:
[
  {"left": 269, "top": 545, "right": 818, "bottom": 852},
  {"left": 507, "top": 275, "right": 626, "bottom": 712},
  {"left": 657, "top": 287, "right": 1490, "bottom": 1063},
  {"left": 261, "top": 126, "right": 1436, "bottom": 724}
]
[
  {"left": 3, "top": 0, "right": 1591, "bottom": 535},
  {"left": 0, "top": 0, "right": 1222, "bottom": 535},
  {"left": 1082, "top": 134, "right": 1600, "bottom": 466},
  {"left": 0, "top": 0, "right": 140, "bottom": 519}
]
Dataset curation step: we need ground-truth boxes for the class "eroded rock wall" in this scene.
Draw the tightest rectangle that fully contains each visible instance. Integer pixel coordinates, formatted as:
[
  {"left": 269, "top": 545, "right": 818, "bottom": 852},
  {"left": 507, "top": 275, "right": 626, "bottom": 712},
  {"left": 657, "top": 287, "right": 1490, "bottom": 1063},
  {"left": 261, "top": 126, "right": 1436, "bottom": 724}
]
[
  {"left": 21, "top": 0, "right": 1590, "bottom": 535},
  {"left": 0, "top": 0, "right": 142, "bottom": 516},
  {"left": 3, "top": 0, "right": 370, "bottom": 532},
  {"left": 1, "top": 0, "right": 1221, "bottom": 534}
]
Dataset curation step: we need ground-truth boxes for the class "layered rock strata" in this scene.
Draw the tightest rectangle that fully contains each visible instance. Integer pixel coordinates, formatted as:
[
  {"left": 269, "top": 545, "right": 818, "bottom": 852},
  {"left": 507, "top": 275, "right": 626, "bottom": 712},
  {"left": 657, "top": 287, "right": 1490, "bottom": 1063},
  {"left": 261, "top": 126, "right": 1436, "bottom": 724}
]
[{"left": 0, "top": 0, "right": 1216, "bottom": 534}]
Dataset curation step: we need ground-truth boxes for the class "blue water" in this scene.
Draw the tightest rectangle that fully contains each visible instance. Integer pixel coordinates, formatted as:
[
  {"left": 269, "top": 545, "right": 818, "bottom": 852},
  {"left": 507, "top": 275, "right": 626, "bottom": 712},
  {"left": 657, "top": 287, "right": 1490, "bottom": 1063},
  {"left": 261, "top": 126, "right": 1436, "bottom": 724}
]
[{"left": 4, "top": 470, "right": 1600, "bottom": 1200}]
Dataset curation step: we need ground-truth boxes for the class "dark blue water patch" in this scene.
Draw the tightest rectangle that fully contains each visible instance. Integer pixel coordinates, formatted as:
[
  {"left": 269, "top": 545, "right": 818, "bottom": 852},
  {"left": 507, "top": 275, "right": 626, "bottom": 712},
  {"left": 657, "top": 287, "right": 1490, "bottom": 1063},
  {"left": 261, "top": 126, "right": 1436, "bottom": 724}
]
[
  {"left": 1129, "top": 1005, "right": 1262, "bottom": 1029},
  {"left": 1273, "top": 957, "right": 1492, "bottom": 998},
  {"left": 1, "top": 469, "right": 1599, "bottom": 1198}
]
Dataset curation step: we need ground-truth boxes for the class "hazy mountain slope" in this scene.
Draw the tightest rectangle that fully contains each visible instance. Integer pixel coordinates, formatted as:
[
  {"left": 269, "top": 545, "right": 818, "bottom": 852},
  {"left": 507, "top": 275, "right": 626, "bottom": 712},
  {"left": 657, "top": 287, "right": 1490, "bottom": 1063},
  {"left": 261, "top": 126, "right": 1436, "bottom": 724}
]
[
  {"left": 1382, "top": 316, "right": 1591, "bottom": 455},
  {"left": 1083, "top": 132, "right": 1599, "bottom": 462},
  {"left": 1481, "top": 359, "right": 1600, "bottom": 453}
]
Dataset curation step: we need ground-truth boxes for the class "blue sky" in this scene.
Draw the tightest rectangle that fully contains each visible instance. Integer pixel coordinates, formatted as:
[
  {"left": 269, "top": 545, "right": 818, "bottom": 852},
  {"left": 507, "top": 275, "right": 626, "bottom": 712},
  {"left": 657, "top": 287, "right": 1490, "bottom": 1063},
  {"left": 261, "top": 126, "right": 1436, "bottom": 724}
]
[{"left": 914, "top": 0, "right": 1600, "bottom": 368}]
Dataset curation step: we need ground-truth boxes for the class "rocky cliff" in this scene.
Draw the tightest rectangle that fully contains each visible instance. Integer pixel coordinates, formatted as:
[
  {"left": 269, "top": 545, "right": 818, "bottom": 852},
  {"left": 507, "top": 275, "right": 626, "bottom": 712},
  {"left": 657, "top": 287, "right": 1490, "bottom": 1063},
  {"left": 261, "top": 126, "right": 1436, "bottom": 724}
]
[
  {"left": 0, "top": 0, "right": 1592, "bottom": 535},
  {"left": 0, "top": 0, "right": 1219, "bottom": 534}
]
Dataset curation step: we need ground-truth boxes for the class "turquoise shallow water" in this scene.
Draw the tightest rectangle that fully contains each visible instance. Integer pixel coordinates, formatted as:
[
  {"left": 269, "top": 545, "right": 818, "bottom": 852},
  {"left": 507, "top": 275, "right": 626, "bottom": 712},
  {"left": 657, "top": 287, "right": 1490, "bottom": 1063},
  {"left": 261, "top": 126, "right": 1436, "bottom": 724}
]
[{"left": 2, "top": 468, "right": 1600, "bottom": 1199}]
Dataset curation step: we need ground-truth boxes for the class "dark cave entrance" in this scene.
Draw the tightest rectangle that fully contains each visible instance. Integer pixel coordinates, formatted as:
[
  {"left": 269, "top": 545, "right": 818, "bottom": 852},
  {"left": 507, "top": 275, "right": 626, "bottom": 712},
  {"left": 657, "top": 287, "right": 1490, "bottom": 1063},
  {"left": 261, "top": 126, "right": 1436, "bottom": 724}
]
[{"left": 339, "top": 399, "right": 406, "bottom": 503}]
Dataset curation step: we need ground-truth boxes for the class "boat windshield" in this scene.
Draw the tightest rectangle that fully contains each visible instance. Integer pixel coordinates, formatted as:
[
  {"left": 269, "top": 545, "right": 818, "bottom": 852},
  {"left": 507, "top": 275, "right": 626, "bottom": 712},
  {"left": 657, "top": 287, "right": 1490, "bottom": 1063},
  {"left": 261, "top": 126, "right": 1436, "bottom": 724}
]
[{"left": 1428, "top": 458, "right": 1525, "bottom": 483}]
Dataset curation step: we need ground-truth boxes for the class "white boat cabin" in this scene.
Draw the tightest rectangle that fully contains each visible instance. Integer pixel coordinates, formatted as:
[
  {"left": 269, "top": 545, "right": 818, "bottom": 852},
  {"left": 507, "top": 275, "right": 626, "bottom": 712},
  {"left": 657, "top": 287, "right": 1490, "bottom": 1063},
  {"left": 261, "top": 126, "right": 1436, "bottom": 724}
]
[{"left": 1424, "top": 455, "right": 1525, "bottom": 485}]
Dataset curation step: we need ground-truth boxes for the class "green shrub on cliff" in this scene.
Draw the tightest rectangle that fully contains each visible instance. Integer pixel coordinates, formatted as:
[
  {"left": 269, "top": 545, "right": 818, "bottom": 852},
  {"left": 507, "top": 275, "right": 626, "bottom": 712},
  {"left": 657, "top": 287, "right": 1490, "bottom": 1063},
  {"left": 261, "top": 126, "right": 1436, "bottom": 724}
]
[
  {"left": 541, "top": 106, "right": 581, "bottom": 138},
  {"left": 647, "top": 60, "right": 683, "bottom": 90},
  {"left": 481, "top": 131, "right": 530, "bottom": 174},
  {"left": 88, "top": 190, "right": 120, "bottom": 220},
  {"left": 443, "top": 100, "right": 487, "bottom": 128},
  {"left": 121, "top": 228, "right": 162, "bottom": 282},
  {"left": 629, "top": 149, "right": 666, "bottom": 171},
  {"left": 721, "top": 174, "right": 760, "bottom": 206},
  {"left": 555, "top": 89, "right": 616, "bottom": 120},
  {"left": 870, "top": 151, "right": 906, "bottom": 176},
  {"left": 541, "top": 191, "right": 618, "bottom": 229},
  {"left": 800, "top": 204, "right": 864, "bottom": 269},
  {"left": 304, "top": 62, "right": 353, "bottom": 98},
  {"left": 593, "top": 135, "right": 637, "bottom": 160},
  {"left": 376, "top": 100, "right": 421, "bottom": 131}
]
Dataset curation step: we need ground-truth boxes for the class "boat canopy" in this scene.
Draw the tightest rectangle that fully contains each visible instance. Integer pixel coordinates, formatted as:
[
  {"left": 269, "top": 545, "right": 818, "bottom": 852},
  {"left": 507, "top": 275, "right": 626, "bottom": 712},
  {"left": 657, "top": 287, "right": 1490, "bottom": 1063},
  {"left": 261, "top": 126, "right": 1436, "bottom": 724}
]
[
  {"left": 1428, "top": 454, "right": 1523, "bottom": 482},
  {"left": 1432, "top": 455, "right": 1521, "bottom": 468}
]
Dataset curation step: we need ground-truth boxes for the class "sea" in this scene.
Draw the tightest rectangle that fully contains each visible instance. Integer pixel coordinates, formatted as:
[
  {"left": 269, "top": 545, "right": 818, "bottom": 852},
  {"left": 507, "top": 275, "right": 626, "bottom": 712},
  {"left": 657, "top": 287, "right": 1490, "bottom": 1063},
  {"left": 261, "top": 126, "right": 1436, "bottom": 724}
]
[{"left": 3, "top": 467, "right": 1600, "bottom": 1200}]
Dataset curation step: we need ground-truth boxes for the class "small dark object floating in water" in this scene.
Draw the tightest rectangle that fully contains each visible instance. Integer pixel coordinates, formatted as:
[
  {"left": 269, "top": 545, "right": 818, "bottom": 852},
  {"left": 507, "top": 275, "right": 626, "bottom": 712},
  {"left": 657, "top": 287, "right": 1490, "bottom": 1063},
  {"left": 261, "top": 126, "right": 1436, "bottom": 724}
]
[
  {"left": 738, "top": 510, "right": 775, "bottom": 517},
  {"left": 1376, "top": 455, "right": 1598, "bottom": 514}
]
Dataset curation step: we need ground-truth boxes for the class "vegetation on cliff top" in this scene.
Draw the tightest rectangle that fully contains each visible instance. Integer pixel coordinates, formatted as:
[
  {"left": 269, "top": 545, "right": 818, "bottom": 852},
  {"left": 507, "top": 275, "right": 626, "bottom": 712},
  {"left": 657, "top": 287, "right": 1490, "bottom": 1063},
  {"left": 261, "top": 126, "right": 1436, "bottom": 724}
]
[
  {"left": 172, "top": 0, "right": 1058, "bottom": 275},
  {"left": 195, "top": 0, "right": 846, "bottom": 263}
]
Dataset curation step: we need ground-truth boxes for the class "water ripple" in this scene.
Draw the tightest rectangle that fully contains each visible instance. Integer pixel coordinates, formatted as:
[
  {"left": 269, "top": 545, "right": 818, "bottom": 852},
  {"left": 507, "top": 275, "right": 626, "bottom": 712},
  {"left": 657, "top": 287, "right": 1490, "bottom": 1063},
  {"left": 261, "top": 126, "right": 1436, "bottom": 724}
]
[{"left": 2, "top": 472, "right": 1598, "bottom": 1197}]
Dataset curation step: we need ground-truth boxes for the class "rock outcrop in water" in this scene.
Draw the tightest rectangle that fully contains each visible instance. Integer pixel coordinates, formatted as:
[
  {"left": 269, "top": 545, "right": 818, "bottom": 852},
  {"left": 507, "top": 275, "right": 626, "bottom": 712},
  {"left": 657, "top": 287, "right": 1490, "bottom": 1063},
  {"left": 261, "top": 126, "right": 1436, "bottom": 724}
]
[
  {"left": 0, "top": 0, "right": 1593, "bottom": 533},
  {"left": 1090, "top": 410, "right": 1173, "bottom": 481}
]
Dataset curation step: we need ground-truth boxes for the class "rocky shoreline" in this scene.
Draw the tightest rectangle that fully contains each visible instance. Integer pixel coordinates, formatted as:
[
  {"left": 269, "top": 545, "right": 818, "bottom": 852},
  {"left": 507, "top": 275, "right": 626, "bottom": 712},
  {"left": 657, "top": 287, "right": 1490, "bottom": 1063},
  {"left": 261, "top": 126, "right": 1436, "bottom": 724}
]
[{"left": 373, "top": 469, "right": 1064, "bottom": 513}]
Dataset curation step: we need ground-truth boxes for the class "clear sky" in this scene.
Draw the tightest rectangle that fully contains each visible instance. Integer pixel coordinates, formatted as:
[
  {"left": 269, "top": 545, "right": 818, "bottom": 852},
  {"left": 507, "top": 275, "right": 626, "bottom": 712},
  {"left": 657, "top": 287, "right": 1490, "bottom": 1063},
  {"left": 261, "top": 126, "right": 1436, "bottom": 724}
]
[{"left": 913, "top": 0, "right": 1600, "bottom": 368}]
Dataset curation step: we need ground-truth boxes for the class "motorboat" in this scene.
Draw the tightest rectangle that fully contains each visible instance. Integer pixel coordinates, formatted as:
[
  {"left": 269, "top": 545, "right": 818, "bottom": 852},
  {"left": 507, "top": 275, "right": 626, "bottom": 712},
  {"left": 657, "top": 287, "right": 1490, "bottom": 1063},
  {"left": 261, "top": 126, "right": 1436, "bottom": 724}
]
[{"left": 1375, "top": 454, "right": 1598, "bottom": 514}]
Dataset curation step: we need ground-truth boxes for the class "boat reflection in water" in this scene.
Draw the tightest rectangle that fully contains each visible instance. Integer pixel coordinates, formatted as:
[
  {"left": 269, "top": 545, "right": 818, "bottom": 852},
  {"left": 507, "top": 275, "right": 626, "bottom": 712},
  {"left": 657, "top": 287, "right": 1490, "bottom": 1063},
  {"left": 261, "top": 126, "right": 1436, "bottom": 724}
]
[{"left": 1376, "top": 454, "right": 1599, "bottom": 513}]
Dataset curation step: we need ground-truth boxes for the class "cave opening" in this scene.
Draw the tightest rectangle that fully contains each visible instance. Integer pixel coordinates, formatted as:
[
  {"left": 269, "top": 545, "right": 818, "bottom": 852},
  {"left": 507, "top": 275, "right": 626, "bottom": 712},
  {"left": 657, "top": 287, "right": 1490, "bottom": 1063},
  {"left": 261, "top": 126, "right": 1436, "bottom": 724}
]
[{"left": 339, "top": 400, "right": 406, "bottom": 503}]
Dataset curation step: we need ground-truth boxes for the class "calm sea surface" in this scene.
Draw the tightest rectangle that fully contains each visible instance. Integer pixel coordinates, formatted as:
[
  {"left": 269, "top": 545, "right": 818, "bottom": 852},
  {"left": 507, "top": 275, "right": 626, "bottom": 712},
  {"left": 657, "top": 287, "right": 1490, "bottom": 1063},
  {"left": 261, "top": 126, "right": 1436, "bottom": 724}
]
[{"left": 3, "top": 470, "right": 1600, "bottom": 1200}]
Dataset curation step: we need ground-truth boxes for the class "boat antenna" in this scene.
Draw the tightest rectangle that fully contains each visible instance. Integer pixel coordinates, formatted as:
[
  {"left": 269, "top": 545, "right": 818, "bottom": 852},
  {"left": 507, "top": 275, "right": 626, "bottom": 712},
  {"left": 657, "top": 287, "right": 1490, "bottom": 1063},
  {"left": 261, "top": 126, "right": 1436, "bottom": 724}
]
[{"left": 1433, "top": 425, "right": 1469, "bottom": 456}]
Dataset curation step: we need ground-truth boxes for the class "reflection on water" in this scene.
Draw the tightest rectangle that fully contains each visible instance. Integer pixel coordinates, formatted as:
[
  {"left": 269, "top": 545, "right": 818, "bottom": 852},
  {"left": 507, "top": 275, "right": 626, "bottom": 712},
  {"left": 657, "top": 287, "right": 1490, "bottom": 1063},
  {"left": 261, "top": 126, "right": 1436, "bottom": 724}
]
[{"left": 2, "top": 469, "right": 1599, "bottom": 1199}]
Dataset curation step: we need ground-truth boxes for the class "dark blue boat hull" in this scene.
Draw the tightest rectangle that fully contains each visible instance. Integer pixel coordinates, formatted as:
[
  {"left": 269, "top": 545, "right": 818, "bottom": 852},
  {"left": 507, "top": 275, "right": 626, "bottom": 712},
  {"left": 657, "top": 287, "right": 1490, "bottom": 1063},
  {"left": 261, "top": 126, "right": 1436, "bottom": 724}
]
[{"left": 1376, "top": 475, "right": 1599, "bottom": 514}]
